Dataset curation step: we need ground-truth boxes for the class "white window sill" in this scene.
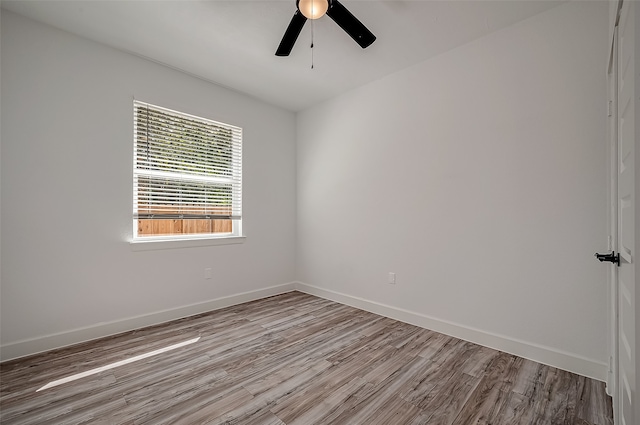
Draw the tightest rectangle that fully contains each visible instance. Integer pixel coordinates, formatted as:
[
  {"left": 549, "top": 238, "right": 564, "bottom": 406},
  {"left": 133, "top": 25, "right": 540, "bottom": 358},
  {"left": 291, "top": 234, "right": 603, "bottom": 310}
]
[{"left": 130, "top": 235, "right": 246, "bottom": 251}]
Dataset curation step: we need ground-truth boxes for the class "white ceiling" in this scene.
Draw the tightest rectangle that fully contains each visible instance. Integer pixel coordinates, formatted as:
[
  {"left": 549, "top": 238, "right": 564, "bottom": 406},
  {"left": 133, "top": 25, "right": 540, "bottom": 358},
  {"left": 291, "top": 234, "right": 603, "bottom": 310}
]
[{"left": 1, "top": 0, "right": 564, "bottom": 111}]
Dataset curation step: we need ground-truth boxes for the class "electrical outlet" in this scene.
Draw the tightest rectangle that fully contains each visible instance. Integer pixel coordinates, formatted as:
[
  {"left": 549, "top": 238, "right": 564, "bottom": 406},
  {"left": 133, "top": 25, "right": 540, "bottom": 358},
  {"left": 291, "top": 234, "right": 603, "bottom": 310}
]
[
  {"left": 205, "top": 268, "right": 212, "bottom": 279},
  {"left": 388, "top": 272, "right": 396, "bottom": 285}
]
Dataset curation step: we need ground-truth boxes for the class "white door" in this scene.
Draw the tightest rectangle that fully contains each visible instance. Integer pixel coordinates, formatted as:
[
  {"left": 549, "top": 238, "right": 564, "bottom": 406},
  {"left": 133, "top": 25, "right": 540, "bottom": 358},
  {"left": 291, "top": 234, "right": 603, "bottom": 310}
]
[{"left": 615, "top": 1, "right": 636, "bottom": 423}]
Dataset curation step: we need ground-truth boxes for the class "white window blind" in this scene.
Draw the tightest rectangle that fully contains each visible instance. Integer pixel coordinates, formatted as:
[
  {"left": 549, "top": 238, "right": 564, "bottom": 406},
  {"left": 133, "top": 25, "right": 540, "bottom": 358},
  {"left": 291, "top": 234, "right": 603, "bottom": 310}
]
[{"left": 133, "top": 101, "right": 242, "bottom": 239}]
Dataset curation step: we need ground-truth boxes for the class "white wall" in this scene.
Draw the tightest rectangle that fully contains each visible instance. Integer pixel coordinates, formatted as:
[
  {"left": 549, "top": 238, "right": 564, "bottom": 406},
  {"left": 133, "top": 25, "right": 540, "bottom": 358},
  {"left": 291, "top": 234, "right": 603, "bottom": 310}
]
[
  {"left": 0, "top": 11, "right": 296, "bottom": 359},
  {"left": 297, "top": 2, "right": 610, "bottom": 379}
]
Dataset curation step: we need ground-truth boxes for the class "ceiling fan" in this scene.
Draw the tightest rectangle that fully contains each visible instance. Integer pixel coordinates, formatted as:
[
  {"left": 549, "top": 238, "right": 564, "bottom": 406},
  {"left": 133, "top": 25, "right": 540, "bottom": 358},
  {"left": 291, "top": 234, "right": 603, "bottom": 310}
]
[{"left": 276, "top": 0, "right": 376, "bottom": 56}]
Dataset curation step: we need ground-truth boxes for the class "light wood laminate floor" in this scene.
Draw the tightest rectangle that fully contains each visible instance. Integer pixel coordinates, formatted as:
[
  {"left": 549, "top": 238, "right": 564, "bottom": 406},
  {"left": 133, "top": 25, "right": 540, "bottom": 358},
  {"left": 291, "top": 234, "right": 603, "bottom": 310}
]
[{"left": 0, "top": 292, "right": 613, "bottom": 424}]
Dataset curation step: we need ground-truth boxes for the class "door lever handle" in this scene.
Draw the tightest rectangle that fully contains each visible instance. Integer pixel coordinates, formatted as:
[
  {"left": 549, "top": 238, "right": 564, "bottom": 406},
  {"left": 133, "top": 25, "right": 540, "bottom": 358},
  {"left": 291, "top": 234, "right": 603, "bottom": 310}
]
[{"left": 594, "top": 251, "right": 620, "bottom": 266}]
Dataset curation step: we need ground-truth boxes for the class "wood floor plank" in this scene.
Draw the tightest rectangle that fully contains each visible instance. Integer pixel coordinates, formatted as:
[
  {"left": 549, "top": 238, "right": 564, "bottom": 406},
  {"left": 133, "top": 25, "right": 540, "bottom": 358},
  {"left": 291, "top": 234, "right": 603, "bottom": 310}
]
[
  {"left": 113, "top": 370, "right": 232, "bottom": 423},
  {"left": 412, "top": 371, "right": 479, "bottom": 425},
  {"left": 241, "top": 409, "right": 287, "bottom": 425},
  {"left": 362, "top": 351, "right": 414, "bottom": 386},
  {"left": 142, "top": 386, "right": 254, "bottom": 425},
  {"left": 364, "top": 394, "right": 421, "bottom": 425},
  {"left": 475, "top": 386, "right": 513, "bottom": 425},
  {"left": 449, "top": 352, "right": 515, "bottom": 425},
  {"left": 326, "top": 355, "right": 433, "bottom": 424},
  {"left": 269, "top": 344, "right": 395, "bottom": 419},
  {"left": 280, "top": 376, "right": 370, "bottom": 425},
  {"left": 510, "top": 357, "right": 548, "bottom": 397},
  {"left": 299, "top": 380, "right": 376, "bottom": 425},
  {"left": 399, "top": 342, "right": 480, "bottom": 410},
  {"left": 575, "top": 375, "right": 615, "bottom": 425},
  {"left": 533, "top": 367, "right": 574, "bottom": 424},
  {"left": 395, "top": 328, "right": 437, "bottom": 357},
  {"left": 493, "top": 390, "right": 537, "bottom": 425},
  {"left": 0, "top": 292, "right": 613, "bottom": 425},
  {"left": 460, "top": 344, "right": 499, "bottom": 378},
  {"left": 207, "top": 360, "right": 334, "bottom": 425},
  {"left": 417, "top": 332, "right": 453, "bottom": 359}
]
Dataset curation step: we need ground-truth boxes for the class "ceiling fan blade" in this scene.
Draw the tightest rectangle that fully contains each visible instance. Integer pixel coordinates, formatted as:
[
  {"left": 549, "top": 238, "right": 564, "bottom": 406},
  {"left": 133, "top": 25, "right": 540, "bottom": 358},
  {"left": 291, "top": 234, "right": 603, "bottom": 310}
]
[
  {"left": 326, "top": 0, "right": 376, "bottom": 49},
  {"left": 276, "top": 10, "right": 307, "bottom": 56}
]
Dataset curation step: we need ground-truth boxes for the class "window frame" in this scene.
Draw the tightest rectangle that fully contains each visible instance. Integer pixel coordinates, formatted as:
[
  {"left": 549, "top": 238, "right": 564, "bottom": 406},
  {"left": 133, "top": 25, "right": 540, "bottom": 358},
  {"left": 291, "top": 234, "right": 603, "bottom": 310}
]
[{"left": 131, "top": 100, "right": 243, "bottom": 246}]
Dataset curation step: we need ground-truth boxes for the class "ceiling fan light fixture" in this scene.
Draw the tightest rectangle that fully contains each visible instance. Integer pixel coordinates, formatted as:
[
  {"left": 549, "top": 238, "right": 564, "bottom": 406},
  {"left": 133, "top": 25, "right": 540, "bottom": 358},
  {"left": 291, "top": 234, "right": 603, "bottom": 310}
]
[{"left": 298, "top": 0, "right": 328, "bottom": 20}]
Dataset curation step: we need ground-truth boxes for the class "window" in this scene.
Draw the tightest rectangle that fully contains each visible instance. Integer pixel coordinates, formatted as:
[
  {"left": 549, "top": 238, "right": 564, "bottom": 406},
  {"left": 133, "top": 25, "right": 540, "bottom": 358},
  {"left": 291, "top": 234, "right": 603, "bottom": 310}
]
[{"left": 133, "top": 101, "right": 242, "bottom": 241}]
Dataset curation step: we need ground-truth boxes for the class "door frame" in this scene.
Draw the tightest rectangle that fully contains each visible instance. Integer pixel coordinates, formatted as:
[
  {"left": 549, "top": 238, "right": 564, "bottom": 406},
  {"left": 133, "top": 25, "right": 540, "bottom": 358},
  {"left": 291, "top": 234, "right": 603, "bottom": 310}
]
[{"left": 606, "top": 24, "right": 619, "bottom": 415}]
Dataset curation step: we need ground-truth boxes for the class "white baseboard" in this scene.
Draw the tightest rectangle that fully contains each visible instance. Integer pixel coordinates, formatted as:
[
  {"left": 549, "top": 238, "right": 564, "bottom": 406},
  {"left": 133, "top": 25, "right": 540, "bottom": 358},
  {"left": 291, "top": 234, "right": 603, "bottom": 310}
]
[
  {"left": 0, "top": 283, "right": 296, "bottom": 362},
  {"left": 2, "top": 281, "right": 609, "bottom": 382},
  {"left": 295, "top": 282, "right": 608, "bottom": 382}
]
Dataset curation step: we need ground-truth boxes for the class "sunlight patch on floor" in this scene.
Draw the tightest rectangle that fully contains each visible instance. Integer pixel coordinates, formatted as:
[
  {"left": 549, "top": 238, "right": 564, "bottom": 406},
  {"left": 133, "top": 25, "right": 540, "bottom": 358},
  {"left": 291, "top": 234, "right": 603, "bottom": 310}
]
[{"left": 36, "top": 337, "right": 201, "bottom": 392}]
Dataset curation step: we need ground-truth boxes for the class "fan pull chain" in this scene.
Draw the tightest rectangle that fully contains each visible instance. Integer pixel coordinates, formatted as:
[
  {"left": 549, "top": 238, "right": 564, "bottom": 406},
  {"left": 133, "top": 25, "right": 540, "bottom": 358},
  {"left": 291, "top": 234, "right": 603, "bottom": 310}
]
[{"left": 310, "top": 18, "right": 314, "bottom": 69}]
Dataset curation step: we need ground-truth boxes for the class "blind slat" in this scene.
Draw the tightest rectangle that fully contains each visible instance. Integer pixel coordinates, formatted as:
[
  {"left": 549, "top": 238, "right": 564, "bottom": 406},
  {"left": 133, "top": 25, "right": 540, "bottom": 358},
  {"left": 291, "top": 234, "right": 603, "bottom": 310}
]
[{"left": 134, "top": 168, "right": 238, "bottom": 184}]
